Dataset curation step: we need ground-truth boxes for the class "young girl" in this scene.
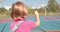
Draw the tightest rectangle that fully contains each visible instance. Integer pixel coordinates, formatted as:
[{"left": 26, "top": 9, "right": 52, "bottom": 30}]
[{"left": 10, "top": 1, "right": 40, "bottom": 32}]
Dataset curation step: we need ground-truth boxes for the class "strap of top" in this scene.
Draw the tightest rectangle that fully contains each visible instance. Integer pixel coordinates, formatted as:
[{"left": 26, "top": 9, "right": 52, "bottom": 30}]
[{"left": 10, "top": 21, "right": 23, "bottom": 32}]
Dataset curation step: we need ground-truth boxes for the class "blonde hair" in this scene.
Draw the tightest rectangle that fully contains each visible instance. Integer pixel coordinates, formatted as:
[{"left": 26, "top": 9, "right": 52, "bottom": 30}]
[{"left": 11, "top": 1, "right": 28, "bottom": 19}]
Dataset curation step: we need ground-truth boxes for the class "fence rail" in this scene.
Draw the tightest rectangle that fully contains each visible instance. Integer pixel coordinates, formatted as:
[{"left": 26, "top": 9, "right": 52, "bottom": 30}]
[{"left": 40, "top": 13, "right": 60, "bottom": 16}]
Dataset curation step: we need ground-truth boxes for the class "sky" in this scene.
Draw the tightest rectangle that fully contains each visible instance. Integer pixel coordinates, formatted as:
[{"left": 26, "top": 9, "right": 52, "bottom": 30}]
[{"left": 0, "top": 0, "right": 60, "bottom": 8}]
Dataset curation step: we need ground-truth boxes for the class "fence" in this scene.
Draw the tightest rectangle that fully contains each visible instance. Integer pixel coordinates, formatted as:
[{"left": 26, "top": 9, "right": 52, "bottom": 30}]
[{"left": 40, "top": 13, "right": 60, "bottom": 16}]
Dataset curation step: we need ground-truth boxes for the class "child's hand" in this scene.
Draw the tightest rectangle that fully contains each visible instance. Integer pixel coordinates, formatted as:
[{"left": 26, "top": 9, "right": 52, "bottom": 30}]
[
  {"left": 34, "top": 11, "right": 40, "bottom": 26},
  {"left": 34, "top": 10, "right": 39, "bottom": 17}
]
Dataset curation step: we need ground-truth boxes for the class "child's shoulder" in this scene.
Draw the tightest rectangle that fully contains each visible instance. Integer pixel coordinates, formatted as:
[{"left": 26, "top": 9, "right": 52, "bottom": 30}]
[{"left": 26, "top": 20, "right": 35, "bottom": 24}]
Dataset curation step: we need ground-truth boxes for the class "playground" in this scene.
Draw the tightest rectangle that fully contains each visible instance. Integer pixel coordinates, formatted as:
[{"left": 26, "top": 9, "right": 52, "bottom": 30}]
[{"left": 0, "top": 16, "right": 60, "bottom": 32}]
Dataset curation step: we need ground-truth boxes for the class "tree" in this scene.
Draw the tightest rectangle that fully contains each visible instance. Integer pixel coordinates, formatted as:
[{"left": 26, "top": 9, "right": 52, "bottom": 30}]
[
  {"left": 47, "top": 0, "right": 59, "bottom": 12},
  {"left": 0, "top": 7, "right": 7, "bottom": 13},
  {"left": 9, "top": 8, "right": 11, "bottom": 11},
  {"left": 28, "top": 7, "right": 35, "bottom": 15}
]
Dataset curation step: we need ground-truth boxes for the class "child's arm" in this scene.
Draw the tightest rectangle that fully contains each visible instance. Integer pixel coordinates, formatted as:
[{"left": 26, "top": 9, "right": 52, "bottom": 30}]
[{"left": 34, "top": 11, "right": 40, "bottom": 26}]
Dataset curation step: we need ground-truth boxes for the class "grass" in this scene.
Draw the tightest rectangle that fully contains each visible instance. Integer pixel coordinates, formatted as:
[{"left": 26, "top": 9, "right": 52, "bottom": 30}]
[
  {"left": 0, "top": 12, "right": 60, "bottom": 18},
  {"left": 0, "top": 14, "right": 10, "bottom": 18}
]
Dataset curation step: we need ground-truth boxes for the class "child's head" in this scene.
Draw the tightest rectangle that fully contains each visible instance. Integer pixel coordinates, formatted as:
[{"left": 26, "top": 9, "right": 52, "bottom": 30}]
[{"left": 11, "top": 1, "right": 28, "bottom": 19}]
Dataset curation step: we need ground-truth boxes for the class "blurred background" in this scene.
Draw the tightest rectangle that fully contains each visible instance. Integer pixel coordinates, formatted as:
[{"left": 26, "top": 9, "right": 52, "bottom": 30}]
[
  {"left": 0, "top": 0, "right": 60, "bottom": 17},
  {"left": 0, "top": 0, "right": 60, "bottom": 32}
]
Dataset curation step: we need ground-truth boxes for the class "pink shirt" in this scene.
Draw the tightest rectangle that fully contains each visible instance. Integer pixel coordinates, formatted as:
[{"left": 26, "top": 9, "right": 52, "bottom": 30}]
[{"left": 10, "top": 18, "right": 36, "bottom": 32}]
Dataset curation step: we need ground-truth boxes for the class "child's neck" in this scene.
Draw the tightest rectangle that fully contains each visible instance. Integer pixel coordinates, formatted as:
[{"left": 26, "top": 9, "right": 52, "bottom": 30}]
[{"left": 14, "top": 17, "right": 25, "bottom": 21}]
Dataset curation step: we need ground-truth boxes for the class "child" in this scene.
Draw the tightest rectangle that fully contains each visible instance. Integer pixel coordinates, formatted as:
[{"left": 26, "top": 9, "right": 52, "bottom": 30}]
[{"left": 10, "top": 1, "right": 40, "bottom": 32}]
